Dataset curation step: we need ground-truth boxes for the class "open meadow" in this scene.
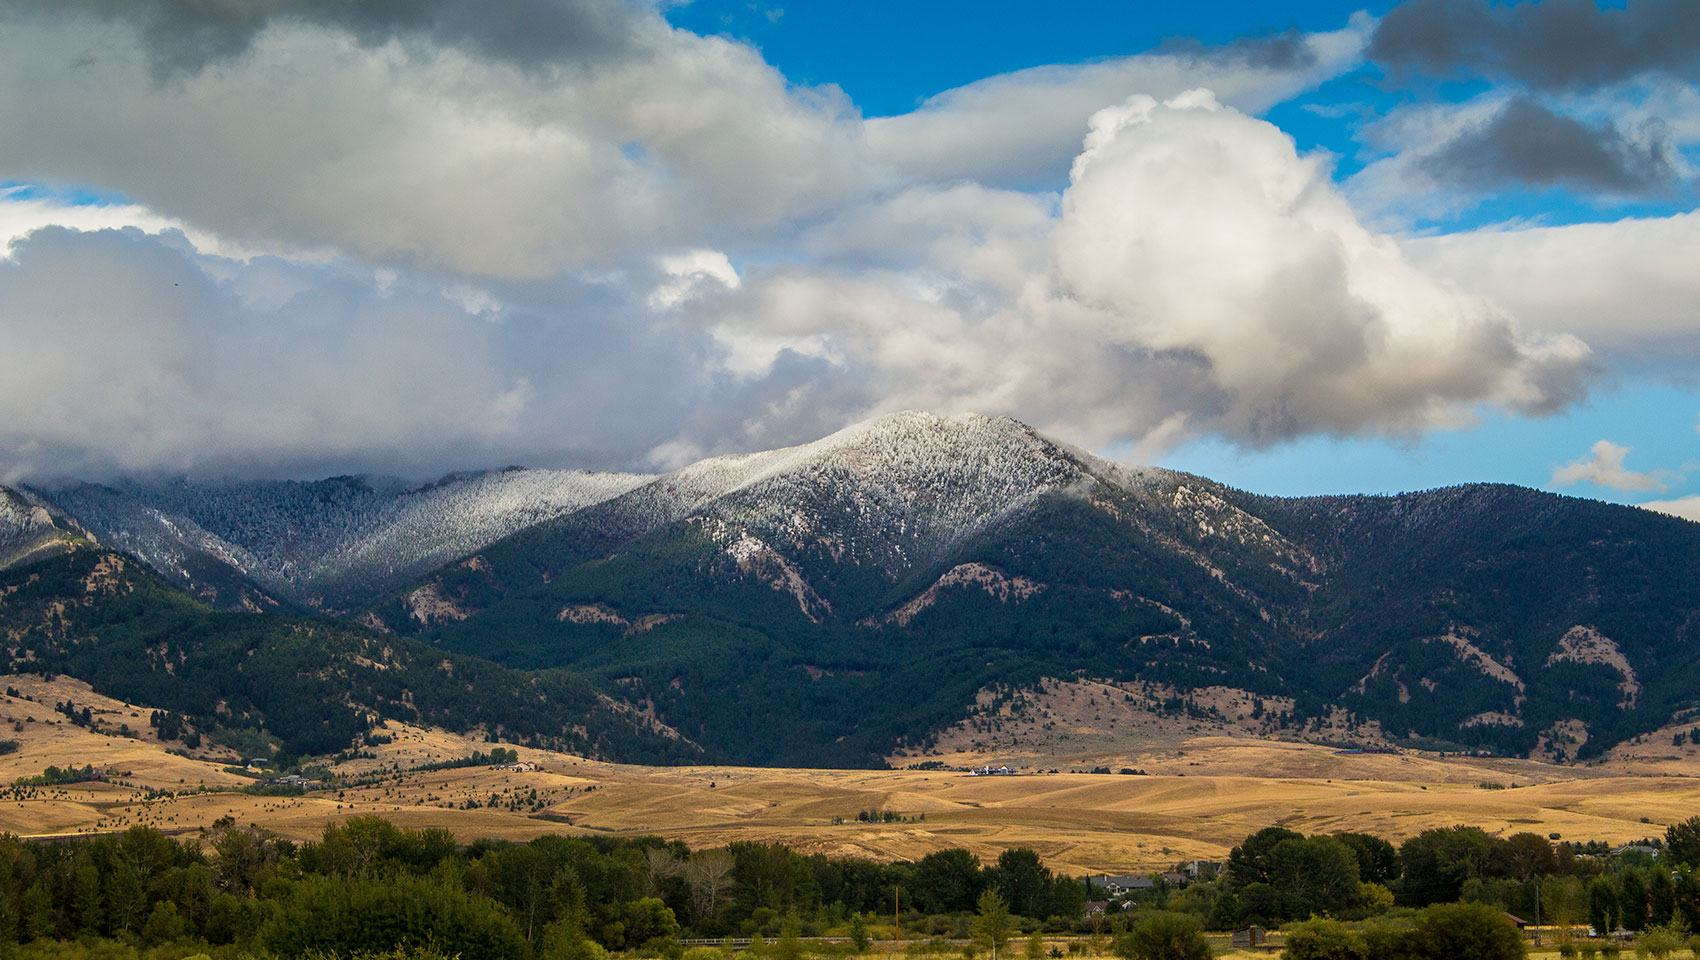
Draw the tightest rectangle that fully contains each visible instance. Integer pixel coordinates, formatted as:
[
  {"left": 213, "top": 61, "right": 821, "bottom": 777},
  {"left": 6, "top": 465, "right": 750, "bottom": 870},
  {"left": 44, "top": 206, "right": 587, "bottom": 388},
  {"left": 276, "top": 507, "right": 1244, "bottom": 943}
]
[{"left": 2, "top": 675, "right": 1696, "bottom": 873}]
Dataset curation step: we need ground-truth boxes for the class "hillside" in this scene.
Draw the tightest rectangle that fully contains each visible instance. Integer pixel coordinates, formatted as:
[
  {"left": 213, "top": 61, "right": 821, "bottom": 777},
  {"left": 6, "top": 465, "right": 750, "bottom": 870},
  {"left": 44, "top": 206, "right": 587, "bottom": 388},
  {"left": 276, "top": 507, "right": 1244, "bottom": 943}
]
[
  {"left": 8, "top": 411, "right": 1699, "bottom": 770},
  {"left": 0, "top": 681, "right": 1689, "bottom": 876},
  {"left": 0, "top": 545, "right": 699, "bottom": 764},
  {"left": 0, "top": 486, "right": 86, "bottom": 570},
  {"left": 343, "top": 412, "right": 1700, "bottom": 768},
  {"left": 30, "top": 468, "right": 651, "bottom": 613}
]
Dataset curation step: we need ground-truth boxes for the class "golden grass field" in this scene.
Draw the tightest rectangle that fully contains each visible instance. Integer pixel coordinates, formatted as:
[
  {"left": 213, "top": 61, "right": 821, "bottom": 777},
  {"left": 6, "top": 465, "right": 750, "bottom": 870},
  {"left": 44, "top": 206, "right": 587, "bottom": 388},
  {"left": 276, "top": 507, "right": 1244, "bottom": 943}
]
[{"left": 2, "top": 674, "right": 1696, "bottom": 873}]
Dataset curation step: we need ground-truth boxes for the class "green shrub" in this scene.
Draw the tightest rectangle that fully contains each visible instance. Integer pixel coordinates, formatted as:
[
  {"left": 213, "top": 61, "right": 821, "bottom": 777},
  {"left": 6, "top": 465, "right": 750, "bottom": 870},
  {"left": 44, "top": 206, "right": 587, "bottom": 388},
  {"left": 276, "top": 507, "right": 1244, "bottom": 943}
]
[
  {"left": 1281, "top": 918, "right": 1367, "bottom": 960},
  {"left": 1111, "top": 912, "right": 1211, "bottom": 960},
  {"left": 256, "top": 874, "right": 526, "bottom": 960},
  {"left": 1635, "top": 925, "right": 1686, "bottom": 960},
  {"left": 1402, "top": 903, "right": 1525, "bottom": 960}
]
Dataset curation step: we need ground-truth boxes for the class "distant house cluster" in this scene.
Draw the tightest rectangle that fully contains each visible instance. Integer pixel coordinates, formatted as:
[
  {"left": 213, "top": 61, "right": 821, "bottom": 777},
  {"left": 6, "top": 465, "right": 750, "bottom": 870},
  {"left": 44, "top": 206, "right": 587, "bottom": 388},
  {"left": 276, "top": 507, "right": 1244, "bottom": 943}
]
[
  {"left": 1086, "top": 861, "right": 1224, "bottom": 907},
  {"left": 969, "top": 764, "right": 1016, "bottom": 776}
]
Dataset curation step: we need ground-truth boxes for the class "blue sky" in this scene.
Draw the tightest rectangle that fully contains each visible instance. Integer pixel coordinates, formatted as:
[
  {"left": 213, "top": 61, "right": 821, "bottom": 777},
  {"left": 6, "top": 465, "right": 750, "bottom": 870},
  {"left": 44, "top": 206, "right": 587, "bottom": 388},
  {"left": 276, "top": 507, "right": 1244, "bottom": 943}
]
[
  {"left": 0, "top": 0, "right": 1696, "bottom": 518},
  {"left": 666, "top": 0, "right": 1700, "bottom": 506},
  {"left": 666, "top": 0, "right": 1699, "bottom": 503},
  {"left": 667, "top": 1, "right": 1400, "bottom": 116}
]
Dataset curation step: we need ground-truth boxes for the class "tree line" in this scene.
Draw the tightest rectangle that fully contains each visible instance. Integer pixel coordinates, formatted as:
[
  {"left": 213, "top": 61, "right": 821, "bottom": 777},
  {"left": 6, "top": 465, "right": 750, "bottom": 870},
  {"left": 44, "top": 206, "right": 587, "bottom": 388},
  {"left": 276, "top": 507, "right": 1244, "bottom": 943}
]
[{"left": 2, "top": 814, "right": 1698, "bottom": 959}]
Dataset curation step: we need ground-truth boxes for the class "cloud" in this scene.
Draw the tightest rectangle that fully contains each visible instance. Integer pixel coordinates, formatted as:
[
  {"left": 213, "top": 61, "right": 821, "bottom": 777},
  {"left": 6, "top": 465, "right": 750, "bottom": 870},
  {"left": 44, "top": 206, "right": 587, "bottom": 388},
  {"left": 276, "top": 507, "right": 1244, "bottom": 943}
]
[
  {"left": 1639, "top": 494, "right": 1700, "bottom": 522},
  {"left": 1370, "top": 0, "right": 1700, "bottom": 92},
  {"left": 9, "top": 0, "right": 639, "bottom": 78},
  {"left": 0, "top": 10, "right": 1616, "bottom": 479},
  {"left": 1553, "top": 440, "right": 1673, "bottom": 491},
  {"left": 0, "top": 9, "right": 875, "bottom": 279},
  {"left": 663, "top": 92, "right": 1595, "bottom": 456},
  {"left": 863, "top": 16, "right": 1369, "bottom": 188},
  {"left": 0, "top": 226, "right": 726, "bottom": 479},
  {"left": 1418, "top": 96, "right": 1682, "bottom": 194},
  {"left": 647, "top": 249, "right": 741, "bottom": 312},
  {"left": 1044, "top": 91, "right": 1591, "bottom": 446},
  {"left": 1405, "top": 211, "right": 1700, "bottom": 367},
  {"left": 1345, "top": 87, "right": 1697, "bottom": 226}
]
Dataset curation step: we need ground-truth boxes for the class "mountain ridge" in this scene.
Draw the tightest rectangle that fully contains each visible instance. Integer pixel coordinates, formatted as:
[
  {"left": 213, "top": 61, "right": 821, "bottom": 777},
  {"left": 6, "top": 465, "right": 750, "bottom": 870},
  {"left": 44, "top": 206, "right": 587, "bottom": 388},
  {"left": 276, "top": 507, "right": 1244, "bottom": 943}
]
[{"left": 4, "top": 410, "right": 1697, "bottom": 769}]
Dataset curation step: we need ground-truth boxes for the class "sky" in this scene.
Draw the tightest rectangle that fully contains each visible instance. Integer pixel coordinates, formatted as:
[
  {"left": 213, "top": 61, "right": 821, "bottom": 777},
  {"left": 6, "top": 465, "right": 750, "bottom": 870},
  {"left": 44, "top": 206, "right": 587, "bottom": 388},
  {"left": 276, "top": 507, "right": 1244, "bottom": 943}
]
[{"left": 0, "top": 0, "right": 1697, "bottom": 520}]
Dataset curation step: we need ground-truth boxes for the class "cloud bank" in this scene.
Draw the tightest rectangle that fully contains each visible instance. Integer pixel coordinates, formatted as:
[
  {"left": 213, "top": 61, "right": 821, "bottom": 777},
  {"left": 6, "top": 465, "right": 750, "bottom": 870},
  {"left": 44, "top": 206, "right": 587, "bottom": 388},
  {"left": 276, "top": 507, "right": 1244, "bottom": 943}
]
[{"left": 0, "top": 2, "right": 1639, "bottom": 480}]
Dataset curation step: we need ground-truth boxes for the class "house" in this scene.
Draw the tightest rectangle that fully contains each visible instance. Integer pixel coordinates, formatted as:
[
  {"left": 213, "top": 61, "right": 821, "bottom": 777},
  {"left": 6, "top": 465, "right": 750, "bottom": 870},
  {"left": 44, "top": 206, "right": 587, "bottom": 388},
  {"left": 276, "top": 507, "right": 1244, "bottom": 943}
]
[
  {"left": 507, "top": 761, "right": 538, "bottom": 772},
  {"left": 1090, "top": 874, "right": 1155, "bottom": 895},
  {"left": 1083, "top": 901, "right": 1110, "bottom": 917},
  {"left": 1504, "top": 914, "right": 1527, "bottom": 929},
  {"left": 1159, "top": 871, "right": 1188, "bottom": 886},
  {"left": 1232, "top": 927, "right": 1267, "bottom": 948},
  {"left": 969, "top": 765, "right": 1016, "bottom": 776},
  {"left": 1181, "top": 860, "right": 1222, "bottom": 880}
]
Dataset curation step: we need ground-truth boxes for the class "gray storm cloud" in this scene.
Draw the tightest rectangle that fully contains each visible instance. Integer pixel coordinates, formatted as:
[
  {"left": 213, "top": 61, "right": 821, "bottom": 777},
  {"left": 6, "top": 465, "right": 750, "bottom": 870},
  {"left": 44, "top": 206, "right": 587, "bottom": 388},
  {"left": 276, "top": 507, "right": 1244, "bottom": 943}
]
[
  {"left": 8, "top": 0, "right": 640, "bottom": 77},
  {"left": 1370, "top": 0, "right": 1700, "bottom": 91},
  {"left": 1419, "top": 96, "right": 1683, "bottom": 195}
]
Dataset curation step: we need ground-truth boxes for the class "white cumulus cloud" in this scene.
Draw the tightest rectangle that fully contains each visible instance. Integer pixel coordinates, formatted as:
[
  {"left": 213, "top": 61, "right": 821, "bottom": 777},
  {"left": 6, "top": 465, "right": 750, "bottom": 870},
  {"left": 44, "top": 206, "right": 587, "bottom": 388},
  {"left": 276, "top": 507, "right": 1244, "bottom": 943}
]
[
  {"left": 1639, "top": 495, "right": 1700, "bottom": 523},
  {"left": 1553, "top": 440, "right": 1674, "bottom": 492}
]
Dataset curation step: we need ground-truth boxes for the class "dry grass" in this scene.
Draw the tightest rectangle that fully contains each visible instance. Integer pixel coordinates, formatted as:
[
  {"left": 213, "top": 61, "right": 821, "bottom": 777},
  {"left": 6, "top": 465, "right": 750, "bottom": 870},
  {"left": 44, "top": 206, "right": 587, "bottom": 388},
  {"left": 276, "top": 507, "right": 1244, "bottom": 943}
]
[{"left": 0, "top": 677, "right": 1693, "bottom": 869}]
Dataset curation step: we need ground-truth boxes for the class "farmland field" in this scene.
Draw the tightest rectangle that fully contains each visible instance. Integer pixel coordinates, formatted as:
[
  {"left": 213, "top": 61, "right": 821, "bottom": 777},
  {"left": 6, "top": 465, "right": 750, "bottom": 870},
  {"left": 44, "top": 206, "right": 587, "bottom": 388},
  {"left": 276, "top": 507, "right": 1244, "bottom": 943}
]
[{"left": 2, "top": 676, "right": 1694, "bottom": 873}]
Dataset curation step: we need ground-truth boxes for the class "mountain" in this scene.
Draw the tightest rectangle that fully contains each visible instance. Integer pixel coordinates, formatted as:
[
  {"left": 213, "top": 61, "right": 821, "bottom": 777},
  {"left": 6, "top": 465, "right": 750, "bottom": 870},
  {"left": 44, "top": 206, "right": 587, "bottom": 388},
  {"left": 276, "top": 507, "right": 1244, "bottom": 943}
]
[
  {"left": 346, "top": 411, "right": 1699, "bottom": 767},
  {"left": 0, "top": 542, "right": 698, "bottom": 763},
  {"left": 29, "top": 468, "right": 651, "bottom": 613},
  {"left": 7, "top": 411, "right": 1698, "bottom": 769},
  {"left": 0, "top": 486, "right": 86, "bottom": 569}
]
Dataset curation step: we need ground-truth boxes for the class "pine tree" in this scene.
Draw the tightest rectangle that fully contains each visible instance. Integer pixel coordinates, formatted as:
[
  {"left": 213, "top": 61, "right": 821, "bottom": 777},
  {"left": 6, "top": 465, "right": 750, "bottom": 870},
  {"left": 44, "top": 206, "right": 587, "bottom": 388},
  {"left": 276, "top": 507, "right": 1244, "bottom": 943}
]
[
  {"left": 72, "top": 862, "right": 103, "bottom": 935},
  {"left": 21, "top": 884, "right": 54, "bottom": 941}
]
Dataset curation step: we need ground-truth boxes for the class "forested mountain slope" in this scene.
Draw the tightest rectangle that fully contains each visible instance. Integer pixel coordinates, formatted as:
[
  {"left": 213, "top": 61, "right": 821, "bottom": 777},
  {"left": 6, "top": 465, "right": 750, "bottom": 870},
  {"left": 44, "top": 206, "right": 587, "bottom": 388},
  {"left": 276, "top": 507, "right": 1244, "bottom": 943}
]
[
  {"left": 0, "top": 544, "right": 698, "bottom": 763},
  {"left": 10, "top": 411, "right": 1698, "bottom": 769},
  {"left": 30, "top": 468, "right": 650, "bottom": 613},
  {"left": 357, "top": 412, "right": 1700, "bottom": 767}
]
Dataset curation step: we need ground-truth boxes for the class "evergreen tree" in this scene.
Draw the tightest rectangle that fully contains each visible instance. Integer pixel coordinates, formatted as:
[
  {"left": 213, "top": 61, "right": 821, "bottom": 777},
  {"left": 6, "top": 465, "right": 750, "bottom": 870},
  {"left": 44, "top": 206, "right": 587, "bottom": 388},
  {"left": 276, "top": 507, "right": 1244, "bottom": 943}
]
[
  {"left": 71, "top": 862, "right": 104, "bottom": 935},
  {"left": 1621, "top": 869, "right": 1650, "bottom": 932},
  {"left": 21, "top": 884, "right": 54, "bottom": 941},
  {"left": 1590, "top": 877, "right": 1619, "bottom": 935},
  {"left": 1648, "top": 867, "right": 1675, "bottom": 927},
  {"left": 105, "top": 864, "right": 146, "bottom": 936}
]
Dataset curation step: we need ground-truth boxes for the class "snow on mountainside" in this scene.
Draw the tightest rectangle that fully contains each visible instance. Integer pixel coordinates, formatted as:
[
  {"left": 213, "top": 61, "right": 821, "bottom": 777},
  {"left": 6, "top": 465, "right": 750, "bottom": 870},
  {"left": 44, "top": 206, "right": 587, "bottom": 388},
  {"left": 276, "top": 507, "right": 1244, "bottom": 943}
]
[
  {"left": 34, "top": 468, "right": 651, "bottom": 611},
  {"left": 0, "top": 486, "right": 84, "bottom": 569},
  {"left": 608, "top": 411, "right": 1172, "bottom": 573}
]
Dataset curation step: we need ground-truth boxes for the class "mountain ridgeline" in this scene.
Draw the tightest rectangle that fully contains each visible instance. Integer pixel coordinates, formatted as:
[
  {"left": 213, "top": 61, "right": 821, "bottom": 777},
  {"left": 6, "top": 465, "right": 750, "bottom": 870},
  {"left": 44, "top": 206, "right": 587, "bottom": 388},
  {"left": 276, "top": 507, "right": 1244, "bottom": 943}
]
[{"left": 6, "top": 412, "right": 1698, "bottom": 768}]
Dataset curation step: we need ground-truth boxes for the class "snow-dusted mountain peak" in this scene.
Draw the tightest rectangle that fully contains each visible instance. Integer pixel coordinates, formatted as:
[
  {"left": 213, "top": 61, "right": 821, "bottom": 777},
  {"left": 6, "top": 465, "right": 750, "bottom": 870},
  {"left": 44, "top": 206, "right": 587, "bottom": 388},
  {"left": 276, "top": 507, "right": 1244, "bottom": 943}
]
[
  {"left": 19, "top": 410, "right": 1185, "bottom": 610},
  {"left": 632, "top": 410, "right": 1124, "bottom": 575},
  {"left": 33, "top": 467, "right": 653, "bottom": 611}
]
